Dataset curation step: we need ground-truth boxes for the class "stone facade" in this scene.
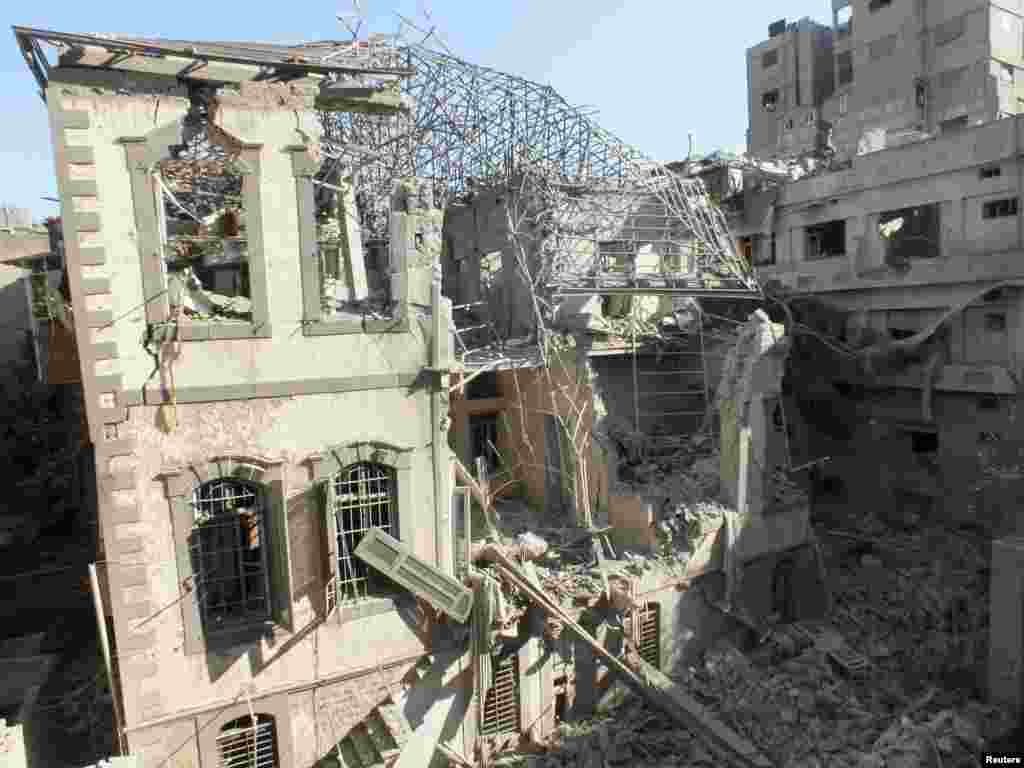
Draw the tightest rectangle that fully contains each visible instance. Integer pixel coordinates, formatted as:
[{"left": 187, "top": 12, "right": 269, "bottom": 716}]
[{"left": 44, "top": 58, "right": 457, "bottom": 767}]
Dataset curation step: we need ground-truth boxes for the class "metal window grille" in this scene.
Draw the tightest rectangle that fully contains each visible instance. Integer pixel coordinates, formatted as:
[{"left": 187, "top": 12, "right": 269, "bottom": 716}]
[
  {"left": 481, "top": 653, "right": 520, "bottom": 736},
  {"left": 637, "top": 602, "right": 661, "bottom": 669},
  {"left": 333, "top": 462, "right": 397, "bottom": 604},
  {"left": 217, "top": 714, "right": 278, "bottom": 768},
  {"left": 189, "top": 479, "right": 270, "bottom": 630}
]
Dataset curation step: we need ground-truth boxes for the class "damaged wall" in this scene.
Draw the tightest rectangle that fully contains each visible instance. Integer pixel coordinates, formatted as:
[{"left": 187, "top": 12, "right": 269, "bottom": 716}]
[
  {"left": 448, "top": 360, "right": 610, "bottom": 525},
  {"left": 45, "top": 63, "right": 461, "bottom": 768}
]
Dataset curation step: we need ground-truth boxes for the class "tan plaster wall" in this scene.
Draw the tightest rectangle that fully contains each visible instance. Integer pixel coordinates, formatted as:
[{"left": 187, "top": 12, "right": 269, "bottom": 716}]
[{"left": 59, "top": 76, "right": 429, "bottom": 399}]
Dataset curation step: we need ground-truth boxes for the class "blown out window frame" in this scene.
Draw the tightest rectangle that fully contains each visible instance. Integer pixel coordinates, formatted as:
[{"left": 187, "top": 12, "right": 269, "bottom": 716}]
[
  {"left": 121, "top": 121, "right": 272, "bottom": 342},
  {"left": 289, "top": 146, "right": 411, "bottom": 336}
]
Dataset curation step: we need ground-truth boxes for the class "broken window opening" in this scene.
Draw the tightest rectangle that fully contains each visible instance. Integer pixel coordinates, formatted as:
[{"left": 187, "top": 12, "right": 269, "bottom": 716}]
[
  {"left": 879, "top": 204, "right": 941, "bottom": 262},
  {"left": 762, "top": 90, "right": 780, "bottom": 113},
  {"left": 910, "top": 430, "right": 939, "bottom": 454},
  {"left": 189, "top": 479, "right": 270, "bottom": 632},
  {"left": 889, "top": 328, "right": 916, "bottom": 340},
  {"left": 868, "top": 0, "right": 891, "bottom": 12},
  {"left": 837, "top": 52, "right": 853, "bottom": 87},
  {"left": 469, "top": 412, "right": 501, "bottom": 474},
  {"left": 785, "top": 118, "right": 794, "bottom": 131},
  {"left": 984, "top": 312, "right": 1007, "bottom": 332},
  {"left": 978, "top": 396, "right": 1000, "bottom": 412},
  {"left": 982, "top": 198, "right": 1019, "bottom": 220},
  {"left": 762, "top": 49, "right": 779, "bottom": 69},
  {"left": 466, "top": 370, "right": 500, "bottom": 399},
  {"left": 217, "top": 713, "right": 278, "bottom": 768},
  {"left": 980, "top": 166, "right": 1003, "bottom": 180},
  {"left": 805, "top": 219, "right": 846, "bottom": 261},
  {"left": 159, "top": 102, "right": 252, "bottom": 323},
  {"left": 332, "top": 462, "right": 399, "bottom": 605},
  {"left": 481, "top": 653, "right": 521, "bottom": 736},
  {"left": 940, "top": 115, "right": 968, "bottom": 134}
]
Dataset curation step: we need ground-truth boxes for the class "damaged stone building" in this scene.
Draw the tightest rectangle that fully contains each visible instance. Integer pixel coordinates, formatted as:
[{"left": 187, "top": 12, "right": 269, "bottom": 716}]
[{"left": 15, "top": 23, "right": 824, "bottom": 768}]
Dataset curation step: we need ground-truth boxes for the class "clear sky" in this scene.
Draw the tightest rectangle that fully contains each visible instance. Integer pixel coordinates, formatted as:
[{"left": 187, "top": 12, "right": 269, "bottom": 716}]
[{"left": 0, "top": 0, "right": 835, "bottom": 221}]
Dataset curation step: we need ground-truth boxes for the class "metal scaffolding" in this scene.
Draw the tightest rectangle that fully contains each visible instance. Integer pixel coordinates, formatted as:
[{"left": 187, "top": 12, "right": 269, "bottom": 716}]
[{"left": 316, "top": 44, "right": 760, "bottom": 300}]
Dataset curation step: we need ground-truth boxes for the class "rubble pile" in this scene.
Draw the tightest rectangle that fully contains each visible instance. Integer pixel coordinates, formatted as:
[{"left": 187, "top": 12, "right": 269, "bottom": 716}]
[{"left": 495, "top": 511, "right": 1012, "bottom": 768}]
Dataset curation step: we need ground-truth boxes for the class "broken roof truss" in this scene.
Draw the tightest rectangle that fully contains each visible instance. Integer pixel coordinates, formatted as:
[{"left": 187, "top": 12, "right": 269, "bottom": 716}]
[{"left": 13, "top": 25, "right": 760, "bottom": 306}]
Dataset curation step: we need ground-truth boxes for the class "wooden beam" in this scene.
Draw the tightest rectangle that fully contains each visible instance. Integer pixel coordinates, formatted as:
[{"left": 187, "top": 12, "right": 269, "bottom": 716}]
[{"left": 484, "top": 548, "right": 775, "bottom": 767}]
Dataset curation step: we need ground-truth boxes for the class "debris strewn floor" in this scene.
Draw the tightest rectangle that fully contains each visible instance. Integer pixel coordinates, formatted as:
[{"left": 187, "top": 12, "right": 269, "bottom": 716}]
[{"left": 490, "top": 505, "right": 1014, "bottom": 768}]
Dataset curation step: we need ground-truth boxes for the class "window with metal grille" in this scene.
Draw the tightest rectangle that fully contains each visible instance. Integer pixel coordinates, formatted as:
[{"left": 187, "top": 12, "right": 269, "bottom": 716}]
[
  {"left": 190, "top": 480, "right": 270, "bottom": 631},
  {"left": 481, "top": 653, "right": 521, "bottom": 736},
  {"left": 332, "top": 462, "right": 398, "bottom": 604},
  {"left": 217, "top": 714, "right": 278, "bottom": 768},
  {"left": 637, "top": 602, "right": 661, "bottom": 669}
]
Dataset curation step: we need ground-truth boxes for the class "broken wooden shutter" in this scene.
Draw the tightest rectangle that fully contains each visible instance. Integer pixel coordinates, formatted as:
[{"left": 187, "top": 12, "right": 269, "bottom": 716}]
[
  {"left": 322, "top": 480, "right": 339, "bottom": 616},
  {"left": 451, "top": 487, "right": 471, "bottom": 579},
  {"left": 354, "top": 527, "right": 474, "bottom": 622},
  {"left": 266, "top": 477, "right": 294, "bottom": 632}
]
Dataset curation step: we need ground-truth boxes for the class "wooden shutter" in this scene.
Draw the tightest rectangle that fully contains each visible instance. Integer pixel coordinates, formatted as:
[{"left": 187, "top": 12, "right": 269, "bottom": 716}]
[
  {"left": 353, "top": 527, "right": 474, "bottom": 622},
  {"left": 266, "top": 476, "right": 293, "bottom": 632},
  {"left": 451, "top": 487, "right": 471, "bottom": 579}
]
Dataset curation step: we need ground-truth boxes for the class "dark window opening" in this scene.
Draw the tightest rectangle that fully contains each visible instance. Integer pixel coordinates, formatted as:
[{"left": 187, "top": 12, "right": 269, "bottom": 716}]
[
  {"left": 910, "top": 431, "right": 939, "bottom": 454},
  {"left": 762, "top": 49, "right": 779, "bottom": 69},
  {"left": 940, "top": 115, "right": 969, "bottom": 134},
  {"left": 978, "top": 396, "right": 1000, "bottom": 411},
  {"left": 466, "top": 371, "right": 500, "bottom": 400},
  {"left": 837, "top": 52, "right": 853, "bottom": 86},
  {"left": 785, "top": 118, "right": 794, "bottom": 130},
  {"left": 868, "top": 0, "right": 892, "bottom": 11},
  {"left": 738, "top": 237, "right": 754, "bottom": 265},
  {"left": 772, "top": 403, "right": 785, "bottom": 429},
  {"left": 332, "top": 462, "right": 399, "bottom": 605},
  {"left": 822, "top": 475, "right": 845, "bottom": 496},
  {"left": 985, "top": 312, "right": 1007, "bottom": 332},
  {"left": 805, "top": 219, "right": 846, "bottom": 260},
  {"left": 979, "top": 431, "right": 1002, "bottom": 443},
  {"left": 980, "top": 166, "right": 1002, "bottom": 180},
  {"left": 889, "top": 328, "right": 916, "bottom": 340},
  {"left": 189, "top": 479, "right": 269, "bottom": 632},
  {"left": 469, "top": 412, "right": 501, "bottom": 473},
  {"left": 880, "top": 204, "right": 941, "bottom": 262},
  {"left": 762, "top": 90, "right": 780, "bottom": 112},
  {"left": 983, "top": 198, "right": 1019, "bottom": 219}
]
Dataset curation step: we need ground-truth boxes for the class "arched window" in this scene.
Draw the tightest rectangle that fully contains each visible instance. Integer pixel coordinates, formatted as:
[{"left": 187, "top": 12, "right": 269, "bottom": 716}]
[
  {"left": 189, "top": 479, "right": 270, "bottom": 630},
  {"left": 216, "top": 713, "right": 278, "bottom": 768},
  {"left": 332, "top": 462, "right": 397, "bottom": 603}
]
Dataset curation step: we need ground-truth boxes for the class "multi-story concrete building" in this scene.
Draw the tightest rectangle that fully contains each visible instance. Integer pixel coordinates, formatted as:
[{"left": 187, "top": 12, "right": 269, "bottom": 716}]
[
  {"left": 747, "top": 0, "right": 1024, "bottom": 161},
  {"left": 736, "top": 6, "right": 1024, "bottom": 565}
]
